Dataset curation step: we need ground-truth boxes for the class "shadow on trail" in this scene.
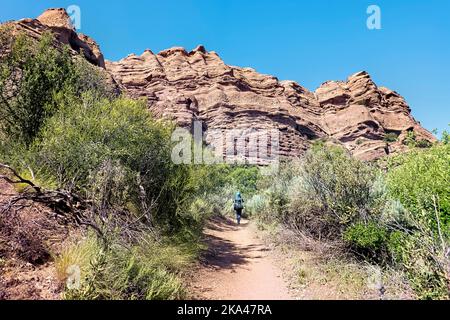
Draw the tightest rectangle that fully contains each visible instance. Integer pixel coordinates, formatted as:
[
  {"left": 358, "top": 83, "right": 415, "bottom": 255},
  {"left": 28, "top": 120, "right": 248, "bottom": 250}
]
[
  {"left": 206, "top": 215, "right": 239, "bottom": 232},
  {"left": 199, "top": 215, "right": 264, "bottom": 270}
]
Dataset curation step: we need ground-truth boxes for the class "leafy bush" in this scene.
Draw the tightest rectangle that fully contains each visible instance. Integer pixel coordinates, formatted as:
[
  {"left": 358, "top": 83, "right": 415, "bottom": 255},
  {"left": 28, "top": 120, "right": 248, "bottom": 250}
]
[
  {"left": 384, "top": 133, "right": 399, "bottom": 143},
  {"left": 387, "top": 144, "right": 450, "bottom": 228},
  {"left": 226, "top": 165, "right": 261, "bottom": 196},
  {"left": 26, "top": 94, "right": 202, "bottom": 232},
  {"left": 0, "top": 30, "right": 220, "bottom": 300},
  {"left": 0, "top": 29, "right": 113, "bottom": 149},
  {"left": 251, "top": 142, "right": 449, "bottom": 298},
  {"left": 386, "top": 144, "right": 450, "bottom": 299},
  {"left": 32, "top": 95, "right": 166, "bottom": 186},
  {"left": 402, "top": 131, "right": 417, "bottom": 147},
  {"left": 386, "top": 228, "right": 449, "bottom": 300},
  {"left": 304, "top": 145, "right": 383, "bottom": 225},
  {"left": 343, "top": 222, "right": 387, "bottom": 260},
  {"left": 245, "top": 194, "right": 268, "bottom": 217},
  {"left": 442, "top": 127, "right": 449, "bottom": 145},
  {"left": 416, "top": 139, "right": 432, "bottom": 148},
  {"left": 271, "top": 145, "right": 386, "bottom": 239}
]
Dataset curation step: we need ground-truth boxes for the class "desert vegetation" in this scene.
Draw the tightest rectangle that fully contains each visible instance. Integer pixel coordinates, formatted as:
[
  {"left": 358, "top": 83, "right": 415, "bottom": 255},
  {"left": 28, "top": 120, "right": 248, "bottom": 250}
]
[
  {"left": 0, "top": 29, "right": 234, "bottom": 299},
  {"left": 0, "top": 28, "right": 448, "bottom": 300},
  {"left": 243, "top": 140, "right": 449, "bottom": 299}
]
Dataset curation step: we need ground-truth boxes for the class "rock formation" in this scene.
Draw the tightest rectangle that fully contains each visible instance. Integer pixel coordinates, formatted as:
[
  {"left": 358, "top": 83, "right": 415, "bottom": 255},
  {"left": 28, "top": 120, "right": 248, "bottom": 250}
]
[
  {"left": 107, "top": 48, "right": 435, "bottom": 161},
  {"left": 3, "top": 8, "right": 105, "bottom": 67},
  {"left": 2, "top": 8, "right": 436, "bottom": 161}
]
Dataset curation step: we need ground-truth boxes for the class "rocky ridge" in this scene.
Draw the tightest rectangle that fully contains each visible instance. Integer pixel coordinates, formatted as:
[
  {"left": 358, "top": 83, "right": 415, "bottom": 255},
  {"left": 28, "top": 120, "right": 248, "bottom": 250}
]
[
  {"left": 3, "top": 8, "right": 436, "bottom": 161},
  {"left": 107, "top": 48, "right": 435, "bottom": 160}
]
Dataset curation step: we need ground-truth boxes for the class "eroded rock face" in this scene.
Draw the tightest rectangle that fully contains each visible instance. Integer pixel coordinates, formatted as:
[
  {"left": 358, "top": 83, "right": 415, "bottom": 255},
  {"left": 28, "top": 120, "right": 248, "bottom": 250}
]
[
  {"left": 107, "top": 51, "right": 435, "bottom": 161},
  {"left": 315, "top": 71, "right": 435, "bottom": 159},
  {"left": 2, "top": 9, "right": 436, "bottom": 161},
  {"left": 106, "top": 46, "right": 329, "bottom": 160},
  {"left": 4, "top": 8, "right": 105, "bottom": 68}
]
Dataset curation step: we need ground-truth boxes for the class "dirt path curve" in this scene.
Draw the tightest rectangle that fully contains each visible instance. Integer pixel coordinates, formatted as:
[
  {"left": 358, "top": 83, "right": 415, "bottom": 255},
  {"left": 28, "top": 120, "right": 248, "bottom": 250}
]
[{"left": 189, "top": 216, "right": 293, "bottom": 300}]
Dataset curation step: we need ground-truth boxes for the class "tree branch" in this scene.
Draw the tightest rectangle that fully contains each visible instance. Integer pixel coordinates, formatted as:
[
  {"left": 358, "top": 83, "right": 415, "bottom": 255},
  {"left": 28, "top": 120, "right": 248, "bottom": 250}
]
[{"left": 0, "top": 163, "right": 41, "bottom": 193}]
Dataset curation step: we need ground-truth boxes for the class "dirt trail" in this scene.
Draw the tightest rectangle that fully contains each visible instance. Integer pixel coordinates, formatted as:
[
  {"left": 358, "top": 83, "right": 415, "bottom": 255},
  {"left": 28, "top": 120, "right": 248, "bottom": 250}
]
[{"left": 190, "top": 216, "right": 293, "bottom": 300}]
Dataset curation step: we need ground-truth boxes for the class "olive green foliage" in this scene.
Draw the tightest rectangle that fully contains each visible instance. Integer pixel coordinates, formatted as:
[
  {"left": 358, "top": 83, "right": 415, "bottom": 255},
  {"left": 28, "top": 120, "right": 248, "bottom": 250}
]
[
  {"left": 31, "top": 95, "right": 164, "bottom": 187},
  {"left": 226, "top": 166, "right": 261, "bottom": 196},
  {"left": 254, "top": 143, "right": 450, "bottom": 298},
  {"left": 0, "top": 29, "right": 112, "bottom": 148},
  {"left": 0, "top": 31, "right": 211, "bottom": 300},
  {"left": 0, "top": 31, "right": 70, "bottom": 146},
  {"left": 28, "top": 94, "right": 199, "bottom": 232},
  {"left": 387, "top": 144, "right": 450, "bottom": 228},
  {"left": 244, "top": 194, "right": 268, "bottom": 217},
  {"left": 402, "top": 131, "right": 417, "bottom": 147},
  {"left": 442, "top": 128, "right": 450, "bottom": 145},
  {"left": 64, "top": 234, "right": 194, "bottom": 300},
  {"left": 343, "top": 222, "right": 387, "bottom": 259},
  {"left": 301, "top": 145, "right": 384, "bottom": 229},
  {"left": 258, "top": 145, "right": 385, "bottom": 240},
  {"left": 383, "top": 132, "right": 399, "bottom": 143},
  {"left": 401, "top": 131, "right": 432, "bottom": 148},
  {"left": 386, "top": 144, "right": 450, "bottom": 299},
  {"left": 0, "top": 28, "right": 114, "bottom": 171}
]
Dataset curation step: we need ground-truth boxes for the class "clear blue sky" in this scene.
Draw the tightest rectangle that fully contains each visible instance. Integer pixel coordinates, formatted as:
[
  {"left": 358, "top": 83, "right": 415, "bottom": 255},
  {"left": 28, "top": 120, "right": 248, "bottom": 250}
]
[{"left": 2, "top": 0, "right": 449, "bottom": 136}]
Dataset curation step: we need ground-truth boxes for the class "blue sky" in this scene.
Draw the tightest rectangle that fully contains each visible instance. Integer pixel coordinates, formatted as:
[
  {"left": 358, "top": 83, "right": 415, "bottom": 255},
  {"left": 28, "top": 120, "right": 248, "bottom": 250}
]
[{"left": 2, "top": 0, "right": 449, "bottom": 136}]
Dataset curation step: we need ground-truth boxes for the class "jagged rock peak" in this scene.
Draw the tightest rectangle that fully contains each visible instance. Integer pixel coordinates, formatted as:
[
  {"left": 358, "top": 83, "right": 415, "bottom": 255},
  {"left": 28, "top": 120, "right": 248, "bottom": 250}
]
[
  {"left": 5, "top": 8, "right": 105, "bottom": 68},
  {"left": 191, "top": 45, "right": 207, "bottom": 54},
  {"left": 37, "top": 8, "right": 74, "bottom": 30},
  {"left": 158, "top": 47, "right": 188, "bottom": 57}
]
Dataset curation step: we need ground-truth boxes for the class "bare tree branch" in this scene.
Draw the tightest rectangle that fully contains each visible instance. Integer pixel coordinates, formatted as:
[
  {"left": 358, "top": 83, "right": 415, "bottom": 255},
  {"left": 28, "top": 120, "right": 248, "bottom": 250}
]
[
  {"left": 0, "top": 162, "right": 104, "bottom": 240},
  {"left": 0, "top": 163, "right": 41, "bottom": 192}
]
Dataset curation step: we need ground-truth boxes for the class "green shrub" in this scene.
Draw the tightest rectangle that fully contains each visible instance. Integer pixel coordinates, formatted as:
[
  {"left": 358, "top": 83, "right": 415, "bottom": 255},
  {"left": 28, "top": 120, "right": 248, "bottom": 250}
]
[
  {"left": 188, "top": 198, "right": 213, "bottom": 222},
  {"left": 255, "top": 145, "right": 388, "bottom": 243},
  {"left": 442, "top": 127, "right": 449, "bottom": 145},
  {"left": 26, "top": 94, "right": 201, "bottom": 232},
  {"left": 0, "top": 29, "right": 113, "bottom": 148},
  {"left": 387, "top": 144, "right": 450, "bottom": 299},
  {"left": 402, "top": 131, "right": 417, "bottom": 147},
  {"left": 296, "top": 145, "right": 384, "bottom": 236},
  {"left": 386, "top": 230, "right": 407, "bottom": 263},
  {"left": 0, "top": 28, "right": 219, "bottom": 302},
  {"left": 245, "top": 194, "right": 268, "bottom": 217},
  {"left": 343, "top": 222, "right": 387, "bottom": 260},
  {"left": 384, "top": 133, "right": 399, "bottom": 143},
  {"left": 387, "top": 144, "right": 450, "bottom": 229},
  {"left": 305, "top": 145, "right": 383, "bottom": 224},
  {"left": 416, "top": 139, "right": 432, "bottom": 148},
  {"left": 64, "top": 235, "right": 192, "bottom": 300},
  {"left": 226, "top": 165, "right": 261, "bottom": 196},
  {"left": 387, "top": 230, "right": 449, "bottom": 300},
  {"left": 32, "top": 95, "right": 169, "bottom": 186}
]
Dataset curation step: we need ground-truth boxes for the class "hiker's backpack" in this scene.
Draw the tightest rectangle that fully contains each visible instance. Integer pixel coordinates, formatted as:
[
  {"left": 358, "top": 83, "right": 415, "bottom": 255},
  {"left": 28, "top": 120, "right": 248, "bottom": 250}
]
[{"left": 234, "top": 198, "right": 243, "bottom": 210}]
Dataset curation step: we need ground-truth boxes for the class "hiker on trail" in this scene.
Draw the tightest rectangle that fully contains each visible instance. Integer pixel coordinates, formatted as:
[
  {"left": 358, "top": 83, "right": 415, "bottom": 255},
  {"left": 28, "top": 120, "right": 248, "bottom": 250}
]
[{"left": 233, "top": 192, "right": 244, "bottom": 225}]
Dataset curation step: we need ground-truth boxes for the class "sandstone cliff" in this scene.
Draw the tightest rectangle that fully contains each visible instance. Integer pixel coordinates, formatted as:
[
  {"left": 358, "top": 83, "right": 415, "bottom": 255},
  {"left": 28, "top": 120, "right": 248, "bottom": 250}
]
[
  {"left": 107, "top": 48, "right": 435, "bottom": 160},
  {"left": 2, "top": 8, "right": 436, "bottom": 161},
  {"left": 3, "top": 8, "right": 104, "bottom": 67}
]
